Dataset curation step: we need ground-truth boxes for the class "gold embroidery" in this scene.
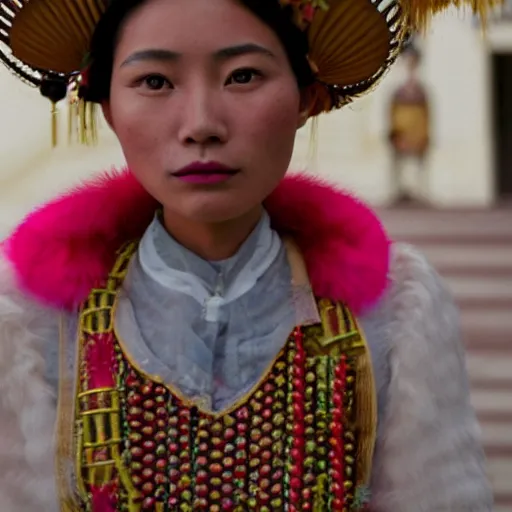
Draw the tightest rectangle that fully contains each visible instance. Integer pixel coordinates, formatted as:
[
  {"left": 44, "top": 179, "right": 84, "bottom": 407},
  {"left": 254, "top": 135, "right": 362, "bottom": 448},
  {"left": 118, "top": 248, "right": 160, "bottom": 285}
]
[{"left": 303, "top": 299, "right": 365, "bottom": 356}]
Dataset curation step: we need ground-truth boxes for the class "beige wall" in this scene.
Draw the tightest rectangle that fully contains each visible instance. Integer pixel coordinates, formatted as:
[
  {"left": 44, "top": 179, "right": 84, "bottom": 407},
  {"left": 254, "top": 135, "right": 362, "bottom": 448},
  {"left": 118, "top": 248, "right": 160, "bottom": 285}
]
[
  {"left": 293, "top": 8, "right": 498, "bottom": 207},
  {"left": 1, "top": 10, "right": 509, "bottom": 237}
]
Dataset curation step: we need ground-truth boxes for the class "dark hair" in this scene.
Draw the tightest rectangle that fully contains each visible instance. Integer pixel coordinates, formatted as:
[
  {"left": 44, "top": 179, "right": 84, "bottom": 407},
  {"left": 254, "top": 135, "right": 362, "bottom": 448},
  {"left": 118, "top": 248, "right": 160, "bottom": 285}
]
[{"left": 85, "top": 0, "right": 315, "bottom": 103}]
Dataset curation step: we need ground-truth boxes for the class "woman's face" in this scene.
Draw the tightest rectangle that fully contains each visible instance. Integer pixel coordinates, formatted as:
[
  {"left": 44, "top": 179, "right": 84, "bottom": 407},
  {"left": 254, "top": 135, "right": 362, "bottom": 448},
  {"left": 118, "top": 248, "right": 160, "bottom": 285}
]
[{"left": 104, "top": 0, "right": 305, "bottom": 224}]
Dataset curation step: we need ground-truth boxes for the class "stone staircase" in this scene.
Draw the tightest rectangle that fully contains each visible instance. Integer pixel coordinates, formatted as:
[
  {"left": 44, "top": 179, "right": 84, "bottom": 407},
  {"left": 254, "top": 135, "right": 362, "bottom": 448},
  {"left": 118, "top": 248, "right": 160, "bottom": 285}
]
[{"left": 378, "top": 206, "right": 512, "bottom": 511}]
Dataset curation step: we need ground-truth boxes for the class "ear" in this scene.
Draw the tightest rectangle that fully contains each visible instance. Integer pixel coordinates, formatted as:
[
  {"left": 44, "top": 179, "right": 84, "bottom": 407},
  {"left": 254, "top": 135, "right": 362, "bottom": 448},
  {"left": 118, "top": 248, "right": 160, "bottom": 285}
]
[
  {"left": 297, "top": 108, "right": 309, "bottom": 129},
  {"left": 101, "top": 101, "right": 114, "bottom": 130},
  {"left": 297, "top": 86, "right": 315, "bottom": 128}
]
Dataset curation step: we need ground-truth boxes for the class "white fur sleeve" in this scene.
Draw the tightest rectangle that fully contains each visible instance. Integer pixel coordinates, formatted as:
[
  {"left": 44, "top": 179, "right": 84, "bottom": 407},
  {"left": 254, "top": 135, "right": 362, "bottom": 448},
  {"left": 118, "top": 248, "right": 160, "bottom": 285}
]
[
  {"left": 370, "top": 243, "right": 493, "bottom": 511},
  {"left": 0, "top": 254, "right": 59, "bottom": 511}
]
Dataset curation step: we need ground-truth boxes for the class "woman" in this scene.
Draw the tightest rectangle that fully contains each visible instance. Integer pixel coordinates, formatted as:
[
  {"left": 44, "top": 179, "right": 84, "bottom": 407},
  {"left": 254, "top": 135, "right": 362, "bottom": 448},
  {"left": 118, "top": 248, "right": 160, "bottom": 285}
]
[{"left": 0, "top": 0, "right": 493, "bottom": 510}]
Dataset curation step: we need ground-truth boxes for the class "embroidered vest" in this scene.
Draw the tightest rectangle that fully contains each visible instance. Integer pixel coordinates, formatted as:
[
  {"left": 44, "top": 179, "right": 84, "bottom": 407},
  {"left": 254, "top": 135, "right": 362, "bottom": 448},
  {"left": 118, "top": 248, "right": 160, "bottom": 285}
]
[{"left": 58, "top": 242, "right": 377, "bottom": 511}]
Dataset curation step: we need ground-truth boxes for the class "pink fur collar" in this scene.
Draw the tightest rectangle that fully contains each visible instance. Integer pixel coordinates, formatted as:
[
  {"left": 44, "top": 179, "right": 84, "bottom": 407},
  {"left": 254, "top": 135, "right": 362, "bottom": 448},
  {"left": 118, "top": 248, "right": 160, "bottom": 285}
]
[{"left": 5, "top": 170, "right": 390, "bottom": 313}]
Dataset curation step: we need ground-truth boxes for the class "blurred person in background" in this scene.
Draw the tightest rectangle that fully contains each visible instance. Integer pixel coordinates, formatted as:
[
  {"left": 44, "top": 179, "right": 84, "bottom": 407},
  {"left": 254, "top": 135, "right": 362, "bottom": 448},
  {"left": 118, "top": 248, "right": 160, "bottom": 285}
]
[
  {"left": 388, "top": 44, "right": 431, "bottom": 204},
  {"left": 0, "top": 0, "right": 493, "bottom": 510}
]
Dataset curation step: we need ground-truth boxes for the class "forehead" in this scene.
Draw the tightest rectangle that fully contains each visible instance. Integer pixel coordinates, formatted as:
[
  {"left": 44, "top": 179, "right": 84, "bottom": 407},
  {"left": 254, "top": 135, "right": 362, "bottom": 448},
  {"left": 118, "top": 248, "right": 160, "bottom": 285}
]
[{"left": 115, "top": 0, "right": 285, "bottom": 58}]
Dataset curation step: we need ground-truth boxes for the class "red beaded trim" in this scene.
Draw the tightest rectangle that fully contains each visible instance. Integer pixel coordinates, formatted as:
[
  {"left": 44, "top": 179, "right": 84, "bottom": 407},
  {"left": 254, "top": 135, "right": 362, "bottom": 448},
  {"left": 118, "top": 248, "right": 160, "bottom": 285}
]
[
  {"left": 251, "top": 383, "right": 275, "bottom": 509},
  {"left": 177, "top": 406, "right": 193, "bottom": 506},
  {"left": 234, "top": 405, "right": 249, "bottom": 505},
  {"left": 330, "top": 355, "right": 347, "bottom": 511},
  {"left": 124, "top": 375, "right": 170, "bottom": 510},
  {"left": 167, "top": 399, "right": 180, "bottom": 509},
  {"left": 300, "top": 356, "right": 314, "bottom": 510},
  {"left": 193, "top": 415, "right": 210, "bottom": 509},
  {"left": 220, "top": 413, "right": 238, "bottom": 510}
]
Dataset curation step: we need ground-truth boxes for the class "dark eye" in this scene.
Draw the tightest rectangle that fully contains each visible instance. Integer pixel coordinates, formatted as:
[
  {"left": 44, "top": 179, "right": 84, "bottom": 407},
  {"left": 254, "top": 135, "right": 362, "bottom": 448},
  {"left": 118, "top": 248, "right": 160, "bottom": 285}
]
[
  {"left": 143, "top": 75, "right": 171, "bottom": 90},
  {"left": 227, "top": 68, "right": 261, "bottom": 85}
]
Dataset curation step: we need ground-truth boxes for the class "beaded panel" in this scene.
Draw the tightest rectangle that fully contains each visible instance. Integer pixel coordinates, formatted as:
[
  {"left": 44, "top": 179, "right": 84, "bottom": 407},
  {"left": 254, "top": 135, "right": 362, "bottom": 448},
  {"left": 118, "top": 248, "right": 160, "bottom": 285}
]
[{"left": 70, "top": 242, "right": 375, "bottom": 511}]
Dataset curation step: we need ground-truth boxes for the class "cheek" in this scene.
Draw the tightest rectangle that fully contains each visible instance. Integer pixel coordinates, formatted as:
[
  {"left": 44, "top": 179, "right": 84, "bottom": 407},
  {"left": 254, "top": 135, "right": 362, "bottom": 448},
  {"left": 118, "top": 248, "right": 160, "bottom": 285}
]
[
  {"left": 109, "top": 90, "right": 166, "bottom": 160},
  {"left": 230, "top": 87, "right": 299, "bottom": 208},
  {"left": 242, "top": 85, "right": 300, "bottom": 161},
  {"left": 108, "top": 93, "right": 171, "bottom": 202}
]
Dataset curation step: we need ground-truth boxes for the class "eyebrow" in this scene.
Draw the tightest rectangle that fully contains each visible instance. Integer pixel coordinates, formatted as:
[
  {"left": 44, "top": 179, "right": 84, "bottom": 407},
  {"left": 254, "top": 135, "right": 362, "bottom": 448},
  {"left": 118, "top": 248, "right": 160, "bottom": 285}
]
[
  {"left": 214, "top": 43, "right": 275, "bottom": 61},
  {"left": 121, "top": 48, "right": 180, "bottom": 67},
  {"left": 121, "top": 43, "right": 275, "bottom": 67}
]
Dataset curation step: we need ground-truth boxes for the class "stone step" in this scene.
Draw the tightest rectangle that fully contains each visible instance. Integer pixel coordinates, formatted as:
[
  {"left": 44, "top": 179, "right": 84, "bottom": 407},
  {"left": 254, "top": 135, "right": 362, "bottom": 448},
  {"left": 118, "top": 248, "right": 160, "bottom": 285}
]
[
  {"left": 463, "top": 332, "right": 511, "bottom": 352},
  {"left": 460, "top": 308, "right": 512, "bottom": 332},
  {"left": 396, "top": 234, "right": 512, "bottom": 245},
  {"left": 481, "top": 422, "right": 512, "bottom": 447},
  {"left": 458, "top": 306, "right": 512, "bottom": 350},
  {"left": 488, "top": 457, "right": 512, "bottom": 510},
  {"left": 467, "top": 353, "right": 512, "bottom": 382},
  {"left": 379, "top": 208, "right": 512, "bottom": 240},
  {"left": 471, "top": 389, "right": 512, "bottom": 416},
  {"left": 404, "top": 243, "right": 512, "bottom": 270},
  {"left": 469, "top": 355, "right": 512, "bottom": 508},
  {"left": 445, "top": 274, "right": 512, "bottom": 301}
]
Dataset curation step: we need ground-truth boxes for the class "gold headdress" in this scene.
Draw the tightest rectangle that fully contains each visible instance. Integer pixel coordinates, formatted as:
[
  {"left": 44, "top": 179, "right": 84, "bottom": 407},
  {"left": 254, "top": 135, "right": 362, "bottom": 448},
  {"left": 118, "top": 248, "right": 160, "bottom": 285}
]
[{"left": 0, "top": 0, "right": 499, "bottom": 144}]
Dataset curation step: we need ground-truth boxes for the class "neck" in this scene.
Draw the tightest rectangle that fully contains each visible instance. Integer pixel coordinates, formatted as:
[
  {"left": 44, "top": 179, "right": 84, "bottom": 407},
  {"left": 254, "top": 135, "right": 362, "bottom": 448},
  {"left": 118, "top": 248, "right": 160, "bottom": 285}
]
[{"left": 162, "top": 206, "right": 264, "bottom": 261}]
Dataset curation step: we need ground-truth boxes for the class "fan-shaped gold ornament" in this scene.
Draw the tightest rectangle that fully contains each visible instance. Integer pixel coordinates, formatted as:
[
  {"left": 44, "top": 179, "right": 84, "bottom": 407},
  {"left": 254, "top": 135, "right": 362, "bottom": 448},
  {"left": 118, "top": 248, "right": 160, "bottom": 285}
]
[
  {"left": 309, "top": 0, "right": 392, "bottom": 86},
  {"left": 305, "top": 0, "right": 402, "bottom": 114},
  {"left": 9, "top": 0, "right": 107, "bottom": 73}
]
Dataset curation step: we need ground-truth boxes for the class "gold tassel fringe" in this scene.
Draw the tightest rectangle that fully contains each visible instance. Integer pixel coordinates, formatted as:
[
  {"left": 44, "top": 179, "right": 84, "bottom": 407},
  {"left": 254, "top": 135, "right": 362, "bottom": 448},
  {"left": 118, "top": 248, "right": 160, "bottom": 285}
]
[
  {"left": 403, "top": 0, "right": 503, "bottom": 32},
  {"left": 353, "top": 321, "right": 378, "bottom": 486},
  {"left": 49, "top": 78, "right": 99, "bottom": 149},
  {"left": 51, "top": 101, "right": 58, "bottom": 147},
  {"left": 67, "top": 83, "right": 98, "bottom": 147},
  {"left": 307, "top": 117, "right": 320, "bottom": 172}
]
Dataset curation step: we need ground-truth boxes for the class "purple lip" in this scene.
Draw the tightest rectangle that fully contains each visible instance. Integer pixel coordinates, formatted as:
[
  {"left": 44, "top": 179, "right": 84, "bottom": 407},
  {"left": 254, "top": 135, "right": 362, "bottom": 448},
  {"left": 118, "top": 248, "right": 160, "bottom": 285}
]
[
  {"left": 175, "top": 173, "right": 235, "bottom": 184},
  {"left": 172, "top": 161, "right": 239, "bottom": 177}
]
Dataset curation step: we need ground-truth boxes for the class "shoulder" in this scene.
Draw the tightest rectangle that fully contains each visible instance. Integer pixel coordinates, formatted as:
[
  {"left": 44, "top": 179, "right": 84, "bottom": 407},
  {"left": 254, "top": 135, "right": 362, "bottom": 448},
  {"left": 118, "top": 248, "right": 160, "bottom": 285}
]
[
  {"left": 0, "top": 248, "right": 59, "bottom": 414},
  {"left": 0, "top": 251, "right": 60, "bottom": 508},
  {"left": 361, "top": 241, "right": 462, "bottom": 425},
  {"left": 370, "top": 243, "right": 492, "bottom": 511},
  {"left": 388, "top": 241, "right": 458, "bottom": 325},
  {"left": 383, "top": 241, "right": 463, "bottom": 383},
  {"left": 390, "top": 241, "right": 444, "bottom": 286},
  {"left": 0, "top": 250, "right": 59, "bottom": 353},
  {"left": 368, "top": 242, "right": 459, "bottom": 344}
]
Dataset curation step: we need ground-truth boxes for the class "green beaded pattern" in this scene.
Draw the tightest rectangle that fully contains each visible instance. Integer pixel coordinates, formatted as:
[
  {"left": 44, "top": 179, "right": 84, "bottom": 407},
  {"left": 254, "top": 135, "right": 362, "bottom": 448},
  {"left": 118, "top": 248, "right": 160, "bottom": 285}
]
[
  {"left": 315, "top": 355, "right": 331, "bottom": 510},
  {"left": 303, "top": 356, "right": 317, "bottom": 504}
]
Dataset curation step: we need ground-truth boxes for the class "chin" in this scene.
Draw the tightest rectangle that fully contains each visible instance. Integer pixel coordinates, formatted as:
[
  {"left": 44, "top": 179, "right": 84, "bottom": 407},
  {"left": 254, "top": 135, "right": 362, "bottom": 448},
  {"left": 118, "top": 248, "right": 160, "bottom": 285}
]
[{"left": 180, "top": 199, "right": 255, "bottom": 225}]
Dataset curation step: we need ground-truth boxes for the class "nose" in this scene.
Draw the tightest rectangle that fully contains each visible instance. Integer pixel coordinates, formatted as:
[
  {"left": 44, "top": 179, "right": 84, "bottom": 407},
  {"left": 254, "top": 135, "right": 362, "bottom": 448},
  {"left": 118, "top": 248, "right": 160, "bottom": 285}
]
[{"left": 177, "top": 87, "right": 228, "bottom": 147}]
